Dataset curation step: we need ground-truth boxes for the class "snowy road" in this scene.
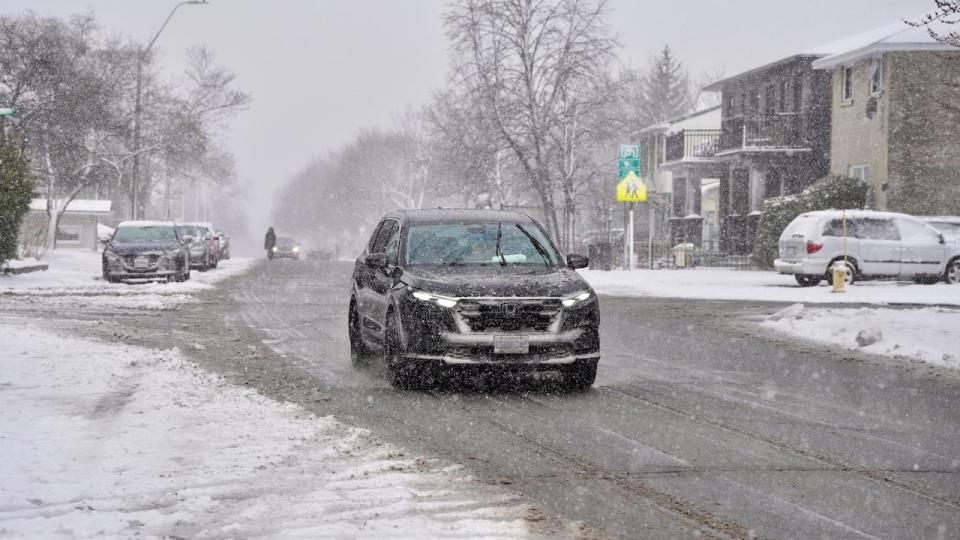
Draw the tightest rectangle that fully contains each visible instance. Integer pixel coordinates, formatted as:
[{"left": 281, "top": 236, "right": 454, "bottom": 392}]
[{"left": 6, "top": 258, "right": 960, "bottom": 538}]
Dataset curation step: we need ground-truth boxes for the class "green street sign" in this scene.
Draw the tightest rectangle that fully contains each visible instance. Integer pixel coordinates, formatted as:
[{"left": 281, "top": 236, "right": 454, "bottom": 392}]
[
  {"left": 0, "top": 107, "right": 15, "bottom": 117},
  {"left": 618, "top": 144, "right": 640, "bottom": 180}
]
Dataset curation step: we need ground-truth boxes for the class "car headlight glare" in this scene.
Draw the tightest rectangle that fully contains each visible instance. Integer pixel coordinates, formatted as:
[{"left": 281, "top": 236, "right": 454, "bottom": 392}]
[
  {"left": 561, "top": 291, "right": 592, "bottom": 308},
  {"left": 293, "top": 246, "right": 300, "bottom": 252},
  {"left": 272, "top": 246, "right": 278, "bottom": 252},
  {"left": 412, "top": 290, "right": 458, "bottom": 309}
]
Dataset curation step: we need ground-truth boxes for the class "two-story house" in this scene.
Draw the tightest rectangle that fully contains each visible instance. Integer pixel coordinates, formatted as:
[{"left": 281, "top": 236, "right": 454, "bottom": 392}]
[
  {"left": 703, "top": 56, "right": 833, "bottom": 253},
  {"left": 812, "top": 20, "right": 960, "bottom": 216}
]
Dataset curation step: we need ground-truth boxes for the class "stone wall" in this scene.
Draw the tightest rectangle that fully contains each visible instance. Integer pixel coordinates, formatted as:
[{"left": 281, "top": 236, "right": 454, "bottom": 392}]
[{"left": 887, "top": 51, "right": 960, "bottom": 216}]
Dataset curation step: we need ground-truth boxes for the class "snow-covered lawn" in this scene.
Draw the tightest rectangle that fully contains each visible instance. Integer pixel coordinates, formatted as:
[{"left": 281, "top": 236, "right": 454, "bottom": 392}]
[
  {"left": 759, "top": 304, "right": 960, "bottom": 370},
  {"left": 0, "top": 250, "right": 255, "bottom": 307},
  {"left": 0, "top": 324, "right": 531, "bottom": 538},
  {"left": 580, "top": 268, "right": 960, "bottom": 306}
]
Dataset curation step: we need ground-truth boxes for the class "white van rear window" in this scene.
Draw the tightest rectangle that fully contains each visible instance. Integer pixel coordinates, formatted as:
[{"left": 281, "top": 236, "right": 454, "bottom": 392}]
[{"left": 780, "top": 214, "right": 820, "bottom": 240}]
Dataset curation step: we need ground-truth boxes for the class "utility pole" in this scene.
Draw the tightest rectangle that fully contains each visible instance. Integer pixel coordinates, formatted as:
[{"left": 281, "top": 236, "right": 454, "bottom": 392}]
[{"left": 130, "top": 0, "right": 207, "bottom": 220}]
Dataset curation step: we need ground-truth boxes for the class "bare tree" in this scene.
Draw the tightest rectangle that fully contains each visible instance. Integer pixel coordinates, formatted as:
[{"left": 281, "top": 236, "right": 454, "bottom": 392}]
[
  {"left": 911, "top": 0, "right": 960, "bottom": 46},
  {"left": 445, "top": 0, "right": 616, "bottom": 241}
]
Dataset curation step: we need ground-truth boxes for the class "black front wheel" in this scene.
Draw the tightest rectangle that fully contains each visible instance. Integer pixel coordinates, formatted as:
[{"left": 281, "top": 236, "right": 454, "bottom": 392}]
[
  {"left": 348, "top": 299, "right": 369, "bottom": 366},
  {"left": 945, "top": 258, "right": 960, "bottom": 284},
  {"left": 385, "top": 313, "right": 424, "bottom": 390}
]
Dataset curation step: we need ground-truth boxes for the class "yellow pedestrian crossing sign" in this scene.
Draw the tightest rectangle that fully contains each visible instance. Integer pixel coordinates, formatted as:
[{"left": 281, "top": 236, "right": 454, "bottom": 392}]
[{"left": 616, "top": 170, "right": 647, "bottom": 202}]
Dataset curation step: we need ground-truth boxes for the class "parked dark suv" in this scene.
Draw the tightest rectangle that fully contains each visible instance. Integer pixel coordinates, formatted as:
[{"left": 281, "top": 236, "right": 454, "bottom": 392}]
[{"left": 348, "top": 209, "right": 599, "bottom": 390}]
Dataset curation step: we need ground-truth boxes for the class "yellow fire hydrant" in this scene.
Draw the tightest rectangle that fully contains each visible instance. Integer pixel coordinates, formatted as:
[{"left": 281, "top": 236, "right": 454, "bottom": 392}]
[{"left": 830, "top": 260, "right": 848, "bottom": 293}]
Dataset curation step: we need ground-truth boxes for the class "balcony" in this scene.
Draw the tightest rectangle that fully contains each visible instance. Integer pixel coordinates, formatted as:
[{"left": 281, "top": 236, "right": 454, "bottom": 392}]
[
  {"left": 719, "top": 113, "right": 807, "bottom": 154},
  {"left": 665, "top": 129, "right": 721, "bottom": 163}
]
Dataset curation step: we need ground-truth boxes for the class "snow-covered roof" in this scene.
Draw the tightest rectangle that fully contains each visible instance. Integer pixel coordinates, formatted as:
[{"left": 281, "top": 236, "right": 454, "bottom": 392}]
[
  {"left": 811, "top": 19, "right": 958, "bottom": 69},
  {"left": 116, "top": 220, "right": 177, "bottom": 228},
  {"left": 703, "top": 55, "right": 820, "bottom": 92},
  {"left": 797, "top": 209, "right": 915, "bottom": 220},
  {"left": 29, "top": 199, "right": 113, "bottom": 214}
]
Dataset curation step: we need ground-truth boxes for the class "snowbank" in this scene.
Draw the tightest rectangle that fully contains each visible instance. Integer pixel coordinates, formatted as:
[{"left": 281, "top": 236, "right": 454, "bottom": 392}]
[
  {"left": 0, "top": 249, "right": 255, "bottom": 305},
  {"left": 579, "top": 268, "right": 960, "bottom": 306},
  {"left": 760, "top": 304, "right": 960, "bottom": 370},
  {"left": 0, "top": 324, "right": 530, "bottom": 538}
]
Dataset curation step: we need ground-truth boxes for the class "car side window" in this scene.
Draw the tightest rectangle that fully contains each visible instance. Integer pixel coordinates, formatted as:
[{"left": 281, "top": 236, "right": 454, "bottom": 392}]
[
  {"left": 822, "top": 218, "right": 859, "bottom": 238},
  {"left": 896, "top": 218, "right": 941, "bottom": 245},
  {"left": 367, "top": 221, "right": 388, "bottom": 253},
  {"left": 383, "top": 222, "right": 401, "bottom": 265},
  {"left": 369, "top": 220, "right": 397, "bottom": 254},
  {"left": 859, "top": 218, "right": 900, "bottom": 241}
]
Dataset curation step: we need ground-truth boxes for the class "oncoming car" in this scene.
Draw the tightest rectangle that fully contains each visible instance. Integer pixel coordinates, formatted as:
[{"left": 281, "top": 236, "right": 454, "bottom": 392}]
[
  {"left": 271, "top": 237, "right": 302, "bottom": 259},
  {"left": 102, "top": 221, "right": 190, "bottom": 283},
  {"left": 348, "top": 209, "right": 599, "bottom": 391}
]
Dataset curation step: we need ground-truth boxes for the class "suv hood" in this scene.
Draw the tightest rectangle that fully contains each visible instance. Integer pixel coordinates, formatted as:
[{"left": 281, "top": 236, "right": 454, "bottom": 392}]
[
  {"left": 107, "top": 242, "right": 180, "bottom": 255},
  {"left": 400, "top": 266, "right": 589, "bottom": 298}
]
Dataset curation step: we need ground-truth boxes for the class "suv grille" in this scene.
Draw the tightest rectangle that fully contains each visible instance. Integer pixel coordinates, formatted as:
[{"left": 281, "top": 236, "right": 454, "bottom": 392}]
[
  {"left": 123, "top": 254, "right": 161, "bottom": 267},
  {"left": 456, "top": 298, "right": 561, "bottom": 332}
]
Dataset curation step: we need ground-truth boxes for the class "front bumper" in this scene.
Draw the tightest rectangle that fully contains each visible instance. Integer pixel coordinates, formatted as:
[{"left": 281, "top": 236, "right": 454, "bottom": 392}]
[
  {"left": 106, "top": 269, "right": 177, "bottom": 281},
  {"left": 397, "top": 293, "right": 600, "bottom": 367}
]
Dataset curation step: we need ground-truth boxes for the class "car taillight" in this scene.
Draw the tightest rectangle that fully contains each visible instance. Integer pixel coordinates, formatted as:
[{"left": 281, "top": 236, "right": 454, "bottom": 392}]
[{"left": 806, "top": 240, "right": 823, "bottom": 254}]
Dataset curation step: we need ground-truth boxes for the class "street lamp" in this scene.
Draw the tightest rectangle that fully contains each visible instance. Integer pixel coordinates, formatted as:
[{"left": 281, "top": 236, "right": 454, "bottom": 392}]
[{"left": 131, "top": 0, "right": 207, "bottom": 220}]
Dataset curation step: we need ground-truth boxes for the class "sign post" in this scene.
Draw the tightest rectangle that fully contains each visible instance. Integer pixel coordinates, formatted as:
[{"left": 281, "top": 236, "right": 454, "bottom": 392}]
[{"left": 616, "top": 144, "right": 644, "bottom": 270}]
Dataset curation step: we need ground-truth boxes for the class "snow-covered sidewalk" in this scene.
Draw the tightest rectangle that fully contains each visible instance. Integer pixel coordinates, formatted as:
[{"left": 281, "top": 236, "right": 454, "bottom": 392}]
[
  {"left": 579, "top": 268, "right": 960, "bottom": 306},
  {"left": 0, "top": 250, "right": 255, "bottom": 310},
  {"left": 0, "top": 324, "right": 531, "bottom": 538},
  {"left": 759, "top": 304, "right": 960, "bottom": 370}
]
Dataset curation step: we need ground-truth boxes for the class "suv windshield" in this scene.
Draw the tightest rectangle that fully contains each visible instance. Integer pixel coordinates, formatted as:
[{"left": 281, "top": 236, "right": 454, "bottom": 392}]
[
  {"left": 113, "top": 226, "right": 178, "bottom": 243},
  {"left": 404, "top": 222, "right": 559, "bottom": 266}
]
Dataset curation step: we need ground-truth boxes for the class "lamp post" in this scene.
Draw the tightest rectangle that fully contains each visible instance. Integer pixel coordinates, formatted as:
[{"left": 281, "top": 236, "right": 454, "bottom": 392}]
[{"left": 131, "top": 0, "right": 207, "bottom": 220}]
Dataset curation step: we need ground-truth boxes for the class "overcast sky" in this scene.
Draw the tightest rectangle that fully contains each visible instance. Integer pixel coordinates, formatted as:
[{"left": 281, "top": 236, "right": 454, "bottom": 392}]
[{"left": 2, "top": 0, "right": 935, "bottom": 210}]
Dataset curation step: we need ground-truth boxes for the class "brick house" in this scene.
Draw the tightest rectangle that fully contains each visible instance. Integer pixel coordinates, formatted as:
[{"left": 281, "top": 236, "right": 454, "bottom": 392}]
[
  {"left": 703, "top": 56, "right": 833, "bottom": 254},
  {"left": 811, "top": 20, "right": 960, "bottom": 216}
]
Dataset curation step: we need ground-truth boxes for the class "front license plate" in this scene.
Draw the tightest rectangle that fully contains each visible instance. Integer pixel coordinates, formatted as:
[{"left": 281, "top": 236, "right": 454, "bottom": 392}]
[
  {"left": 494, "top": 335, "right": 529, "bottom": 354},
  {"left": 134, "top": 257, "right": 148, "bottom": 269},
  {"left": 786, "top": 247, "right": 796, "bottom": 256}
]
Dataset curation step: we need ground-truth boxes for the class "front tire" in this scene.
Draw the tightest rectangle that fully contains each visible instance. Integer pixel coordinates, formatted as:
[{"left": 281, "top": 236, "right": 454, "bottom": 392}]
[
  {"left": 348, "top": 298, "right": 369, "bottom": 366},
  {"left": 945, "top": 258, "right": 960, "bottom": 284},
  {"left": 385, "top": 311, "right": 423, "bottom": 390}
]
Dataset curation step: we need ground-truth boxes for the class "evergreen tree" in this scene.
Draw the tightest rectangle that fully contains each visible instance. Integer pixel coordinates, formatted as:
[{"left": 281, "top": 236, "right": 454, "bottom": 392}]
[
  {"left": 0, "top": 138, "right": 33, "bottom": 266},
  {"left": 639, "top": 46, "right": 693, "bottom": 125}
]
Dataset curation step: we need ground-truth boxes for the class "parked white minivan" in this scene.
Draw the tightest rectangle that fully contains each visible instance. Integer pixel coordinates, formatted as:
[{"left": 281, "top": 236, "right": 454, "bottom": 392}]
[{"left": 774, "top": 210, "right": 960, "bottom": 286}]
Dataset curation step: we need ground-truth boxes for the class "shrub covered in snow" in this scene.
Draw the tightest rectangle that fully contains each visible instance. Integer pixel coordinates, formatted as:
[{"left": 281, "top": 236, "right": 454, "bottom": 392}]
[
  {"left": 0, "top": 140, "right": 33, "bottom": 266},
  {"left": 752, "top": 175, "right": 868, "bottom": 268}
]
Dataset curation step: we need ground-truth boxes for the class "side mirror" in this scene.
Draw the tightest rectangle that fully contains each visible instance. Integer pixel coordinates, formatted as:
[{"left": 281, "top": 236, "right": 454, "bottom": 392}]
[
  {"left": 364, "top": 253, "right": 388, "bottom": 269},
  {"left": 567, "top": 254, "right": 589, "bottom": 269},
  {"left": 940, "top": 233, "right": 946, "bottom": 245},
  {"left": 99, "top": 237, "right": 111, "bottom": 246},
  {"left": 182, "top": 235, "right": 195, "bottom": 244}
]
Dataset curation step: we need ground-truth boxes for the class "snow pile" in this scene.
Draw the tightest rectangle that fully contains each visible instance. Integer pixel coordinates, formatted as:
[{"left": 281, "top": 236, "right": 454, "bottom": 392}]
[
  {"left": 761, "top": 304, "right": 960, "bottom": 369},
  {"left": 0, "top": 324, "right": 531, "bottom": 538},
  {"left": 1, "top": 249, "right": 255, "bottom": 308},
  {"left": 579, "top": 268, "right": 960, "bottom": 306}
]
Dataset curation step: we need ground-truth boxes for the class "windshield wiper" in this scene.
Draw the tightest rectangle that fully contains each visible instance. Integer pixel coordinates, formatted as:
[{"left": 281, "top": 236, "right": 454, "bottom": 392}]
[
  {"left": 495, "top": 222, "right": 507, "bottom": 266},
  {"left": 515, "top": 224, "right": 552, "bottom": 265}
]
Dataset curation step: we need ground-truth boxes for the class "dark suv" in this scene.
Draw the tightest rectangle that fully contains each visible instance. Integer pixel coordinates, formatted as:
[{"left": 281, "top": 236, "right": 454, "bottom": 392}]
[{"left": 348, "top": 209, "right": 599, "bottom": 390}]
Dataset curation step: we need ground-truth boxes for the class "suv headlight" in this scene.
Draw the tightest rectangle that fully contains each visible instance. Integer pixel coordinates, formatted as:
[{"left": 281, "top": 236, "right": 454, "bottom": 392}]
[
  {"left": 561, "top": 290, "right": 592, "bottom": 308},
  {"left": 104, "top": 250, "right": 121, "bottom": 261},
  {"left": 410, "top": 289, "right": 458, "bottom": 309}
]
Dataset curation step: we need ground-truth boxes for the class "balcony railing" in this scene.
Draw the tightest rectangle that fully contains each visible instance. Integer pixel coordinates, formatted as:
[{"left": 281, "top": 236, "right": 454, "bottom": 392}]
[
  {"left": 665, "top": 129, "right": 722, "bottom": 162},
  {"left": 719, "top": 113, "right": 807, "bottom": 152}
]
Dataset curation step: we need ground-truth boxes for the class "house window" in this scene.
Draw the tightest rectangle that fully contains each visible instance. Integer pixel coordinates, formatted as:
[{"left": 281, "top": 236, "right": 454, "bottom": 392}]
[
  {"left": 848, "top": 164, "right": 871, "bottom": 182},
  {"left": 779, "top": 80, "right": 789, "bottom": 112},
  {"left": 868, "top": 58, "right": 883, "bottom": 95},
  {"left": 764, "top": 85, "right": 776, "bottom": 115},
  {"left": 842, "top": 66, "right": 854, "bottom": 101},
  {"left": 56, "top": 225, "right": 82, "bottom": 245}
]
